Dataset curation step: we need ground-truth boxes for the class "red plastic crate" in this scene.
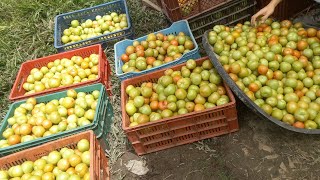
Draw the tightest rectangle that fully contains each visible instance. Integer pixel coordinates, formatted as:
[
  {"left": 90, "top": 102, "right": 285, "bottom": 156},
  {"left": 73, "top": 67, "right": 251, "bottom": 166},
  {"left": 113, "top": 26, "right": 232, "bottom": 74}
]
[
  {"left": 0, "top": 130, "right": 109, "bottom": 180},
  {"left": 121, "top": 57, "right": 239, "bottom": 155},
  {"left": 9, "top": 44, "right": 112, "bottom": 101}
]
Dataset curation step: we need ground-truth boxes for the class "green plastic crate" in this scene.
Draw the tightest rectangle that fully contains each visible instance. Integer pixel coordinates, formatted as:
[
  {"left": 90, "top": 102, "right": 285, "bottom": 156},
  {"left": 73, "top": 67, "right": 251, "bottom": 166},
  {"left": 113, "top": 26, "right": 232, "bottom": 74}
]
[{"left": 0, "top": 83, "right": 113, "bottom": 157}]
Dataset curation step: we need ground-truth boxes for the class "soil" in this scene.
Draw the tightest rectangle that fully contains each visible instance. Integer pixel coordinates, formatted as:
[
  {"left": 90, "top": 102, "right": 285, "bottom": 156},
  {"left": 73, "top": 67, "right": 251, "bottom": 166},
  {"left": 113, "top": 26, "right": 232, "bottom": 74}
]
[{"left": 112, "top": 99, "right": 320, "bottom": 180}]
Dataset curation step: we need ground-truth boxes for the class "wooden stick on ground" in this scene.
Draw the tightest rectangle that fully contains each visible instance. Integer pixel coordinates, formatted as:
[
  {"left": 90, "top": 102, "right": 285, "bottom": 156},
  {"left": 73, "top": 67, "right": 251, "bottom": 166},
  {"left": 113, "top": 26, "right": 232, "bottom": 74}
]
[{"left": 142, "top": 0, "right": 162, "bottom": 12}]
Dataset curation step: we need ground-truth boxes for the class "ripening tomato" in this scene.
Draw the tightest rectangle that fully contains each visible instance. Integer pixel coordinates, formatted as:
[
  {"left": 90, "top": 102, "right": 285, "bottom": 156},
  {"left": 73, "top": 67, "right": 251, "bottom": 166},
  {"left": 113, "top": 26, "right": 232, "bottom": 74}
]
[
  {"left": 293, "top": 121, "right": 305, "bottom": 128},
  {"left": 121, "top": 54, "right": 129, "bottom": 62}
]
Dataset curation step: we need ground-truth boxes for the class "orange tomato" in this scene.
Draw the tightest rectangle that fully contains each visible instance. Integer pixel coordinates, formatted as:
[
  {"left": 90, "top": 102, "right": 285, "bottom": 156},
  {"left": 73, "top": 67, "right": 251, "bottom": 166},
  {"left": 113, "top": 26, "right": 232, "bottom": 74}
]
[
  {"left": 282, "top": 47, "right": 293, "bottom": 56},
  {"left": 150, "top": 101, "right": 159, "bottom": 111},
  {"left": 249, "top": 83, "right": 259, "bottom": 92},
  {"left": 307, "top": 28, "right": 317, "bottom": 37},
  {"left": 136, "top": 50, "right": 145, "bottom": 57},
  {"left": 258, "top": 65, "right": 268, "bottom": 75},
  {"left": 145, "top": 82, "right": 153, "bottom": 88},
  {"left": 295, "top": 90, "right": 304, "bottom": 98},
  {"left": 173, "top": 75, "right": 182, "bottom": 83},
  {"left": 158, "top": 101, "right": 168, "bottom": 110},
  {"left": 135, "top": 45, "right": 145, "bottom": 51},
  {"left": 293, "top": 121, "right": 305, "bottom": 128},
  {"left": 121, "top": 54, "right": 129, "bottom": 62},
  {"left": 224, "top": 65, "right": 230, "bottom": 73},
  {"left": 170, "top": 40, "right": 178, "bottom": 46},
  {"left": 297, "top": 40, "right": 308, "bottom": 51},
  {"left": 297, "top": 29, "right": 308, "bottom": 37},
  {"left": 307, "top": 71, "right": 314, "bottom": 78},
  {"left": 67, "top": 108, "right": 75, "bottom": 115},
  {"left": 292, "top": 50, "right": 301, "bottom": 58},
  {"left": 146, "top": 57, "right": 156, "bottom": 65},
  {"left": 164, "top": 56, "right": 173, "bottom": 63},
  {"left": 229, "top": 73, "right": 238, "bottom": 81},
  {"left": 268, "top": 39, "right": 278, "bottom": 46}
]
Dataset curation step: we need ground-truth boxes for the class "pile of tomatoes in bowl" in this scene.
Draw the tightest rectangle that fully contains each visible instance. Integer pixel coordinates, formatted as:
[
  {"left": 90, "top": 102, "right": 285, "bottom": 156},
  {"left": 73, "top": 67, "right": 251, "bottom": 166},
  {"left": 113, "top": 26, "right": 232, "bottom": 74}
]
[{"left": 207, "top": 19, "right": 320, "bottom": 129}]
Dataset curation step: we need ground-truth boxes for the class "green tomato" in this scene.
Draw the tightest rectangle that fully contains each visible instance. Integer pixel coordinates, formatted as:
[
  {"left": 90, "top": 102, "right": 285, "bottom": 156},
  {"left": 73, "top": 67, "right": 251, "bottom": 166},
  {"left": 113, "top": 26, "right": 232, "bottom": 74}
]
[{"left": 71, "top": 20, "right": 80, "bottom": 28}]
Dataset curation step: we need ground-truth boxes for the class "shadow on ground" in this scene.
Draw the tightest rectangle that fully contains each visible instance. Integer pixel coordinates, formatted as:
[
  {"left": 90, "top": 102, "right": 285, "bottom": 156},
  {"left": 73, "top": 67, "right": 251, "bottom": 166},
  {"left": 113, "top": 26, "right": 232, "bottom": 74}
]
[{"left": 112, "top": 98, "right": 320, "bottom": 180}]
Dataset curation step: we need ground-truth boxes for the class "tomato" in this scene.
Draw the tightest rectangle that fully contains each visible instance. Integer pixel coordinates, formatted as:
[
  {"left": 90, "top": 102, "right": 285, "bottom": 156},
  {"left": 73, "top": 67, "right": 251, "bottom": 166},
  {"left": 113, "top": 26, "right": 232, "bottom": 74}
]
[
  {"left": 261, "top": 104, "right": 273, "bottom": 115},
  {"left": 271, "top": 21, "right": 281, "bottom": 29},
  {"left": 315, "top": 115, "right": 320, "bottom": 126},
  {"left": 68, "top": 154, "right": 82, "bottom": 167},
  {"left": 160, "top": 109, "right": 172, "bottom": 118},
  {"left": 282, "top": 47, "right": 293, "bottom": 56},
  {"left": 257, "top": 65, "right": 268, "bottom": 75},
  {"left": 266, "top": 97, "right": 278, "bottom": 107},
  {"left": 77, "top": 139, "right": 89, "bottom": 153},
  {"left": 293, "top": 121, "right": 305, "bottom": 128},
  {"left": 303, "top": 48, "right": 314, "bottom": 59},
  {"left": 260, "top": 86, "right": 272, "bottom": 98},
  {"left": 307, "top": 28, "right": 317, "bottom": 37},
  {"left": 8, "top": 135, "right": 21, "bottom": 145},
  {"left": 229, "top": 62, "right": 241, "bottom": 74},
  {"left": 158, "top": 100, "right": 168, "bottom": 111},
  {"left": 282, "top": 114, "right": 294, "bottom": 125},
  {"left": 174, "top": 88, "right": 186, "bottom": 100},
  {"left": 284, "top": 78, "right": 298, "bottom": 89},
  {"left": 297, "top": 40, "right": 308, "bottom": 51},
  {"left": 267, "top": 42, "right": 279, "bottom": 52},
  {"left": 294, "top": 108, "right": 309, "bottom": 122},
  {"left": 194, "top": 94, "right": 205, "bottom": 104},
  {"left": 19, "top": 124, "right": 32, "bottom": 136},
  {"left": 287, "top": 32, "right": 299, "bottom": 42},
  {"left": 271, "top": 109, "right": 283, "bottom": 120},
  {"left": 303, "top": 77, "right": 314, "bottom": 88},
  {"left": 47, "top": 151, "right": 61, "bottom": 165},
  {"left": 125, "top": 103, "right": 137, "bottom": 116},
  {"left": 277, "top": 99, "right": 286, "bottom": 110},
  {"left": 286, "top": 41, "right": 297, "bottom": 49},
  {"left": 304, "top": 120, "right": 318, "bottom": 129},
  {"left": 280, "top": 62, "right": 291, "bottom": 73},
  {"left": 285, "top": 101, "right": 298, "bottom": 113},
  {"left": 280, "top": 20, "right": 292, "bottom": 28}
]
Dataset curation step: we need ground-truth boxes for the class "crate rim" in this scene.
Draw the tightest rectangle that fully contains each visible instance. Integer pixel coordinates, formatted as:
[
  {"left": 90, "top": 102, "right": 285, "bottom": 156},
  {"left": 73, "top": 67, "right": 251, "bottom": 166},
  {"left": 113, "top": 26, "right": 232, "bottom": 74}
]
[
  {"left": 1, "top": 83, "right": 106, "bottom": 152},
  {"left": 54, "top": 0, "right": 132, "bottom": 49},
  {"left": 121, "top": 56, "right": 236, "bottom": 132},
  {"left": 114, "top": 20, "right": 199, "bottom": 77},
  {"left": 202, "top": 30, "right": 320, "bottom": 135},
  {"left": 9, "top": 44, "right": 106, "bottom": 101}
]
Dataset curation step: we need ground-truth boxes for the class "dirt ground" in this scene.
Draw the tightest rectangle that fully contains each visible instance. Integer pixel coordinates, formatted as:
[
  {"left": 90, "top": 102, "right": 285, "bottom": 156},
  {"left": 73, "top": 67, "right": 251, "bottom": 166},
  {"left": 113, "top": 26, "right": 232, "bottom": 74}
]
[{"left": 111, "top": 98, "right": 320, "bottom": 180}]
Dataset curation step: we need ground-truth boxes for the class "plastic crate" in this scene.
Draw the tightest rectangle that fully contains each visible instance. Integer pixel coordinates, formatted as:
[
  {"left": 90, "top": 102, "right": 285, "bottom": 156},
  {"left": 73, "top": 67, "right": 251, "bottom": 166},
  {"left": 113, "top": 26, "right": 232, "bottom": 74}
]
[
  {"left": 121, "top": 57, "right": 238, "bottom": 155},
  {"left": 54, "top": 0, "right": 133, "bottom": 52},
  {"left": 9, "top": 44, "right": 112, "bottom": 102},
  {"left": 114, "top": 20, "right": 200, "bottom": 81},
  {"left": 0, "top": 83, "right": 114, "bottom": 157},
  {"left": 159, "top": 0, "right": 228, "bottom": 22},
  {"left": 0, "top": 131, "right": 109, "bottom": 180},
  {"left": 188, "top": 0, "right": 256, "bottom": 43},
  {"left": 202, "top": 30, "right": 320, "bottom": 134}
]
